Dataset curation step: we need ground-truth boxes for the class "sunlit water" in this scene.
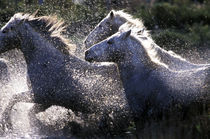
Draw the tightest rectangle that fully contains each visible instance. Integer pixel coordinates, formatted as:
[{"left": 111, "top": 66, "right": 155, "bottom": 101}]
[
  {"left": 0, "top": 36, "right": 209, "bottom": 138},
  {"left": 0, "top": 50, "right": 37, "bottom": 137},
  {"left": 0, "top": 50, "right": 73, "bottom": 138}
]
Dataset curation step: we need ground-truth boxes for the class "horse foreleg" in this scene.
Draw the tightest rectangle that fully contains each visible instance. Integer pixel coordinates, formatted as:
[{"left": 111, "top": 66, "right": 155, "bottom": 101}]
[
  {"left": 28, "top": 103, "right": 52, "bottom": 133},
  {"left": 0, "top": 90, "right": 34, "bottom": 135}
]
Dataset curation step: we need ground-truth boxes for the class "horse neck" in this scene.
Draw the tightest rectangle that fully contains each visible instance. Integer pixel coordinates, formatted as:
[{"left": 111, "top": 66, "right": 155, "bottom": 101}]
[
  {"left": 18, "top": 24, "right": 65, "bottom": 65},
  {"left": 117, "top": 37, "right": 156, "bottom": 85},
  {"left": 18, "top": 24, "right": 113, "bottom": 74}
]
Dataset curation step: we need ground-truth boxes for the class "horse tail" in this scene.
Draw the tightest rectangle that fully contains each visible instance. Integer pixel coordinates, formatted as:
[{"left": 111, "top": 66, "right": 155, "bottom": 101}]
[{"left": 0, "top": 90, "right": 34, "bottom": 135}]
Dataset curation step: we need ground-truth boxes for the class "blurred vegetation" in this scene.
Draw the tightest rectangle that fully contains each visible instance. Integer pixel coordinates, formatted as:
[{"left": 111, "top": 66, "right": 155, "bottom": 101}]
[
  {"left": 0, "top": 0, "right": 209, "bottom": 54},
  {"left": 133, "top": 2, "right": 210, "bottom": 53}
]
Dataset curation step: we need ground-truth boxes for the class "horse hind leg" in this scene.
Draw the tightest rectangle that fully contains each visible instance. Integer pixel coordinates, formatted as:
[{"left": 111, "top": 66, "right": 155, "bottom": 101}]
[{"left": 0, "top": 90, "right": 34, "bottom": 135}]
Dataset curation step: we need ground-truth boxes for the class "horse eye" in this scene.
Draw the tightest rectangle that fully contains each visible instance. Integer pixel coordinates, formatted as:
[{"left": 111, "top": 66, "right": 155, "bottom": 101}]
[
  {"left": 107, "top": 40, "right": 113, "bottom": 44},
  {"left": 2, "top": 29, "right": 8, "bottom": 34}
]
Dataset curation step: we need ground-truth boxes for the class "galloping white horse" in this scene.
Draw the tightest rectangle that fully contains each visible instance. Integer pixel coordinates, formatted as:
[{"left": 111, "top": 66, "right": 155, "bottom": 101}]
[
  {"left": 0, "top": 13, "right": 131, "bottom": 135},
  {"left": 85, "top": 10, "right": 209, "bottom": 71},
  {"left": 85, "top": 29, "right": 210, "bottom": 137}
]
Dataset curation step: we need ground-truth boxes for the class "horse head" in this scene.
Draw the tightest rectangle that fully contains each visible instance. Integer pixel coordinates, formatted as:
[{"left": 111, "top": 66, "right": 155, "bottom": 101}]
[
  {"left": 85, "top": 30, "right": 131, "bottom": 63},
  {"left": 0, "top": 13, "right": 27, "bottom": 53},
  {"left": 84, "top": 10, "right": 127, "bottom": 49},
  {"left": 84, "top": 10, "right": 146, "bottom": 49}
]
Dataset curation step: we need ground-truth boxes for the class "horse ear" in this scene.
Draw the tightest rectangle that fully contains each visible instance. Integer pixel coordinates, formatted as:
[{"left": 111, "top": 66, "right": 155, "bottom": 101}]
[
  {"left": 121, "top": 30, "right": 131, "bottom": 39},
  {"left": 32, "top": 9, "right": 39, "bottom": 17},
  {"left": 110, "top": 11, "right": 114, "bottom": 19}
]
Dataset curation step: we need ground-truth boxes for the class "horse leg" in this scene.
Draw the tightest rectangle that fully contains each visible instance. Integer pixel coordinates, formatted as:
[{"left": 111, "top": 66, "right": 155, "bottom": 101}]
[
  {"left": 29, "top": 105, "right": 79, "bottom": 136},
  {"left": 28, "top": 103, "right": 52, "bottom": 134},
  {"left": 0, "top": 90, "right": 34, "bottom": 135}
]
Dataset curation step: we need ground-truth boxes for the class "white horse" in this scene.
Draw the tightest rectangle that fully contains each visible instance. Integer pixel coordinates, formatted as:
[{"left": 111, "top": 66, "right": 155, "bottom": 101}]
[
  {"left": 84, "top": 10, "right": 209, "bottom": 71},
  {"left": 85, "top": 29, "right": 210, "bottom": 137},
  {"left": 0, "top": 13, "right": 131, "bottom": 135}
]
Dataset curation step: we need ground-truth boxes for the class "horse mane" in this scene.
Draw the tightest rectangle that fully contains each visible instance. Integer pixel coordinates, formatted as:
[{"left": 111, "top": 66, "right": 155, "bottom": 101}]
[
  {"left": 13, "top": 13, "right": 76, "bottom": 54},
  {"left": 113, "top": 10, "right": 151, "bottom": 39},
  {"left": 112, "top": 10, "right": 165, "bottom": 67},
  {"left": 118, "top": 20, "right": 190, "bottom": 68},
  {"left": 113, "top": 11, "right": 144, "bottom": 30},
  {"left": 113, "top": 10, "right": 190, "bottom": 68},
  {"left": 118, "top": 25, "right": 167, "bottom": 67}
]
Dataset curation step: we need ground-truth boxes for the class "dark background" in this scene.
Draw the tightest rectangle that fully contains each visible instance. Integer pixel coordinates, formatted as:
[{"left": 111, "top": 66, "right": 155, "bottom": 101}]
[{"left": 0, "top": 0, "right": 209, "bottom": 62}]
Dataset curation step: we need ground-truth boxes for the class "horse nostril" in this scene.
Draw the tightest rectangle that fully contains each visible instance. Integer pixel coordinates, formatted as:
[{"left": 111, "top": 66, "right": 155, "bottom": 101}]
[
  {"left": 85, "top": 51, "right": 94, "bottom": 62},
  {"left": 85, "top": 50, "right": 90, "bottom": 58}
]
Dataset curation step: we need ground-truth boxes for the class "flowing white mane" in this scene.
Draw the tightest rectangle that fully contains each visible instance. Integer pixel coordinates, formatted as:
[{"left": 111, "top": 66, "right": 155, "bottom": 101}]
[
  {"left": 113, "top": 10, "right": 145, "bottom": 30},
  {"left": 112, "top": 10, "right": 151, "bottom": 39},
  {"left": 13, "top": 13, "right": 76, "bottom": 54},
  {"left": 119, "top": 25, "right": 168, "bottom": 67},
  {"left": 119, "top": 21, "right": 191, "bottom": 68}
]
